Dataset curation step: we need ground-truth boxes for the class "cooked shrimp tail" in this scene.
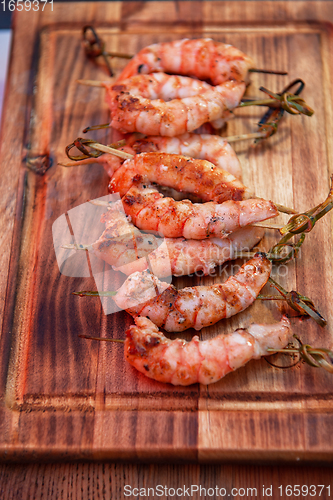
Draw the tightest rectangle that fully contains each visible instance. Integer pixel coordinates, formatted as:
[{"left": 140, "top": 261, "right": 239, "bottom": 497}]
[{"left": 125, "top": 316, "right": 292, "bottom": 386}]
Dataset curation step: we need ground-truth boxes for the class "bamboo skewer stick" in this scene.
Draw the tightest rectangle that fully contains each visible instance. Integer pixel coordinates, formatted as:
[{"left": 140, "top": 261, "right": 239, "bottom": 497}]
[
  {"left": 87, "top": 142, "right": 133, "bottom": 160},
  {"left": 77, "top": 79, "right": 106, "bottom": 87}
]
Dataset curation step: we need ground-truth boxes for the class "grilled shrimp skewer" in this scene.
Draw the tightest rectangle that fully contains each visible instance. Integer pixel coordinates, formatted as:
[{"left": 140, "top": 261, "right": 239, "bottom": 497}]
[
  {"left": 72, "top": 133, "right": 242, "bottom": 180},
  {"left": 64, "top": 141, "right": 294, "bottom": 215},
  {"left": 83, "top": 207, "right": 264, "bottom": 277},
  {"left": 114, "top": 72, "right": 214, "bottom": 99},
  {"left": 125, "top": 316, "right": 291, "bottom": 386},
  {"left": 109, "top": 152, "right": 248, "bottom": 203},
  {"left": 121, "top": 183, "right": 277, "bottom": 239},
  {"left": 105, "top": 75, "right": 245, "bottom": 136},
  {"left": 106, "top": 152, "right": 277, "bottom": 238},
  {"left": 128, "top": 133, "right": 242, "bottom": 179},
  {"left": 116, "top": 38, "right": 254, "bottom": 85},
  {"left": 114, "top": 253, "right": 271, "bottom": 332}
]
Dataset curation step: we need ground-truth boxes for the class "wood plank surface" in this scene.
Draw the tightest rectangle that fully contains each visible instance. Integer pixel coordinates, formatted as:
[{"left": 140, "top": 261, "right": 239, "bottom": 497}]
[
  {"left": 1, "top": 1, "right": 333, "bottom": 463},
  {"left": 1, "top": 462, "right": 333, "bottom": 500}
]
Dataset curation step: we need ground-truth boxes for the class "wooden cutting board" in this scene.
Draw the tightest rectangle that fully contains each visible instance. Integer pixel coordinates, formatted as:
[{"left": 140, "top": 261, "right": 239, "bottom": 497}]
[{"left": 1, "top": 1, "right": 333, "bottom": 463}]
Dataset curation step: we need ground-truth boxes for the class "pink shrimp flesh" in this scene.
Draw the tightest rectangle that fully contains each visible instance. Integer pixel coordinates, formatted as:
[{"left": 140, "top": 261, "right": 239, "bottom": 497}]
[
  {"left": 148, "top": 226, "right": 264, "bottom": 277},
  {"left": 116, "top": 38, "right": 254, "bottom": 86},
  {"left": 104, "top": 76, "right": 246, "bottom": 136},
  {"left": 92, "top": 207, "right": 264, "bottom": 277},
  {"left": 91, "top": 133, "right": 242, "bottom": 180},
  {"left": 114, "top": 253, "right": 272, "bottom": 332},
  {"left": 129, "top": 132, "right": 242, "bottom": 179},
  {"left": 109, "top": 152, "right": 248, "bottom": 203},
  {"left": 121, "top": 183, "right": 278, "bottom": 239},
  {"left": 125, "top": 316, "right": 291, "bottom": 385},
  {"left": 113, "top": 73, "right": 213, "bottom": 99}
]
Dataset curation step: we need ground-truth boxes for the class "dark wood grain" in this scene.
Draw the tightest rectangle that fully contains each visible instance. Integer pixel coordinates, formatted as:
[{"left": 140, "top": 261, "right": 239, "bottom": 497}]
[
  {"left": 1, "top": 1, "right": 333, "bottom": 463},
  {"left": 1, "top": 462, "right": 333, "bottom": 500}
]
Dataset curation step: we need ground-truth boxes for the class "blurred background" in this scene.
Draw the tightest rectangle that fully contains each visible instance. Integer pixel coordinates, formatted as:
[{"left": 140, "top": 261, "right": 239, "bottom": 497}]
[{"left": 0, "top": 12, "right": 11, "bottom": 124}]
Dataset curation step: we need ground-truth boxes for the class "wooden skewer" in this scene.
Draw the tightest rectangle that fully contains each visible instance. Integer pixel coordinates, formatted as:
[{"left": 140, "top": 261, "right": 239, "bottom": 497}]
[
  {"left": 58, "top": 158, "right": 98, "bottom": 168},
  {"left": 249, "top": 68, "right": 287, "bottom": 75},
  {"left": 77, "top": 74, "right": 288, "bottom": 88},
  {"left": 88, "top": 142, "right": 133, "bottom": 160},
  {"left": 273, "top": 204, "right": 297, "bottom": 215},
  {"left": 77, "top": 79, "right": 106, "bottom": 87},
  {"left": 252, "top": 222, "right": 284, "bottom": 230},
  {"left": 104, "top": 51, "right": 133, "bottom": 59},
  {"left": 62, "top": 143, "right": 134, "bottom": 165},
  {"left": 79, "top": 334, "right": 124, "bottom": 343},
  {"left": 89, "top": 199, "right": 113, "bottom": 207},
  {"left": 220, "top": 132, "right": 267, "bottom": 143},
  {"left": 76, "top": 79, "right": 305, "bottom": 114},
  {"left": 62, "top": 243, "right": 92, "bottom": 251}
]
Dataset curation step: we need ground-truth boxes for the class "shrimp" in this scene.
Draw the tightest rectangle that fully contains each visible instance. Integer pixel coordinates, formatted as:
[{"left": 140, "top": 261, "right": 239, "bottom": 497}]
[
  {"left": 109, "top": 152, "right": 248, "bottom": 203},
  {"left": 116, "top": 38, "right": 254, "bottom": 86},
  {"left": 114, "top": 72, "right": 213, "bottom": 99},
  {"left": 129, "top": 132, "right": 242, "bottom": 179},
  {"left": 121, "top": 183, "right": 278, "bottom": 239},
  {"left": 87, "top": 133, "right": 242, "bottom": 180},
  {"left": 114, "top": 253, "right": 272, "bottom": 332},
  {"left": 147, "top": 226, "right": 264, "bottom": 277},
  {"left": 104, "top": 75, "right": 246, "bottom": 136},
  {"left": 125, "top": 316, "right": 291, "bottom": 386},
  {"left": 92, "top": 207, "right": 264, "bottom": 277}
]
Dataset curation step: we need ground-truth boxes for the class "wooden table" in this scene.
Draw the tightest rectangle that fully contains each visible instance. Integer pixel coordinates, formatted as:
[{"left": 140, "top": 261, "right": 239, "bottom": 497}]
[
  {"left": 0, "top": 461, "right": 333, "bottom": 499},
  {"left": 1, "top": 1, "right": 333, "bottom": 495}
]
